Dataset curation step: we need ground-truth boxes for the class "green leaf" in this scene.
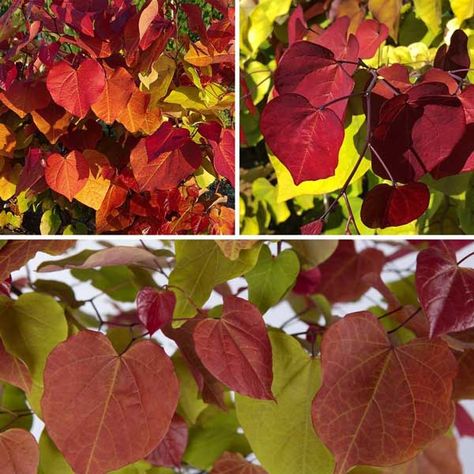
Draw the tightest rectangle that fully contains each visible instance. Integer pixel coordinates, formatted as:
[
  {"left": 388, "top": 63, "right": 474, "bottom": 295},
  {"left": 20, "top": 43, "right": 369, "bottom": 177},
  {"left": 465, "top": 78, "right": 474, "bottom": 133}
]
[
  {"left": 184, "top": 404, "right": 251, "bottom": 469},
  {"left": 246, "top": 245, "right": 299, "bottom": 313},
  {"left": 169, "top": 241, "right": 261, "bottom": 318},
  {"left": 413, "top": 0, "right": 441, "bottom": 33},
  {"left": 40, "top": 209, "right": 61, "bottom": 235},
  {"left": 33, "top": 280, "right": 82, "bottom": 308},
  {"left": 252, "top": 178, "right": 290, "bottom": 224},
  {"left": 0, "top": 383, "right": 33, "bottom": 431},
  {"left": 39, "top": 431, "right": 73, "bottom": 474},
  {"left": 289, "top": 240, "right": 338, "bottom": 267},
  {"left": 0, "top": 293, "right": 68, "bottom": 414},
  {"left": 236, "top": 330, "right": 334, "bottom": 474}
]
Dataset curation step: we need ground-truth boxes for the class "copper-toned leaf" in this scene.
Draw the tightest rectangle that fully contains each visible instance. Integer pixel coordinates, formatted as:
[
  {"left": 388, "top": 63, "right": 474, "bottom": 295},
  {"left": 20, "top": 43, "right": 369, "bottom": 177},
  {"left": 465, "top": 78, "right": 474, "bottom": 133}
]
[
  {"left": 31, "top": 102, "right": 72, "bottom": 144},
  {"left": 47, "top": 59, "right": 105, "bottom": 118},
  {"left": 453, "top": 349, "right": 474, "bottom": 399},
  {"left": 313, "top": 312, "right": 457, "bottom": 474},
  {"left": 91, "top": 65, "right": 135, "bottom": 124},
  {"left": 0, "top": 338, "right": 32, "bottom": 393},
  {"left": 0, "top": 428, "right": 39, "bottom": 474},
  {"left": 211, "top": 451, "right": 268, "bottom": 474},
  {"left": 131, "top": 137, "right": 201, "bottom": 191},
  {"left": 194, "top": 296, "right": 274, "bottom": 400},
  {"left": 41, "top": 330, "right": 179, "bottom": 474},
  {"left": 416, "top": 242, "right": 474, "bottom": 337},
  {"left": 45, "top": 151, "right": 90, "bottom": 201},
  {"left": 136, "top": 287, "right": 176, "bottom": 336}
]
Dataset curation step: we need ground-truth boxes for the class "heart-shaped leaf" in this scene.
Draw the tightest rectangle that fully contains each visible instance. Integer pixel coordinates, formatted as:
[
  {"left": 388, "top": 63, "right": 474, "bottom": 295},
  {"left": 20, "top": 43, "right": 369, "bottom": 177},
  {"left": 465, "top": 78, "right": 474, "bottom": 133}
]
[
  {"left": 261, "top": 93, "right": 344, "bottom": 184},
  {"left": 416, "top": 243, "right": 474, "bottom": 337},
  {"left": 47, "top": 59, "right": 105, "bottom": 118},
  {"left": 45, "top": 151, "right": 90, "bottom": 201},
  {"left": 0, "top": 429, "right": 39, "bottom": 473},
  {"left": 361, "top": 182, "right": 430, "bottom": 228},
  {"left": 42, "top": 330, "right": 179, "bottom": 474},
  {"left": 136, "top": 287, "right": 176, "bottom": 335},
  {"left": 194, "top": 296, "right": 274, "bottom": 400},
  {"left": 313, "top": 311, "right": 457, "bottom": 474},
  {"left": 245, "top": 245, "right": 300, "bottom": 313}
]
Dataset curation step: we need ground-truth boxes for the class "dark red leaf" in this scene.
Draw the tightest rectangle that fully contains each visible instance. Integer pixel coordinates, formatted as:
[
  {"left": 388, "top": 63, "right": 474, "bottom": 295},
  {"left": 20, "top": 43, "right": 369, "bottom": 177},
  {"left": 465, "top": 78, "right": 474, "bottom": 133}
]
[
  {"left": 293, "top": 267, "right": 321, "bottom": 295},
  {"left": 455, "top": 403, "right": 474, "bottom": 437},
  {"left": 434, "top": 30, "right": 470, "bottom": 78},
  {"left": 301, "top": 219, "right": 324, "bottom": 235},
  {"left": 288, "top": 5, "right": 307, "bottom": 45},
  {"left": 361, "top": 182, "right": 430, "bottom": 229},
  {"left": 193, "top": 296, "right": 274, "bottom": 400},
  {"left": 261, "top": 93, "right": 344, "bottom": 184},
  {"left": 416, "top": 242, "right": 474, "bottom": 337},
  {"left": 136, "top": 287, "right": 176, "bottom": 336},
  {"left": 145, "top": 122, "right": 191, "bottom": 161},
  {"left": 147, "top": 414, "right": 188, "bottom": 468}
]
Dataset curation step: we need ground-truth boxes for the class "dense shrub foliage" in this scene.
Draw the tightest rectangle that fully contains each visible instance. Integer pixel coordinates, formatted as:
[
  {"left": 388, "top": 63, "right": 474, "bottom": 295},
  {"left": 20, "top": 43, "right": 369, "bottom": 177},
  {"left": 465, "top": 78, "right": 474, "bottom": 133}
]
[
  {"left": 0, "top": 239, "right": 474, "bottom": 473},
  {"left": 0, "top": 0, "right": 235, "bottom": 235},
  {"left": 240, "top": 0, "right": 474, "bottom": 235}
]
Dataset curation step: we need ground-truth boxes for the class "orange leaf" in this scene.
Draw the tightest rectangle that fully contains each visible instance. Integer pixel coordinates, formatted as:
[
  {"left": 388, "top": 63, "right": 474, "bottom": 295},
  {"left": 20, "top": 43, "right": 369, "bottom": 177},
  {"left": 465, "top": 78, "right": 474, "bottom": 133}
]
[
  {"left": 31, "top": 102, "right": 72, "bottom": 144},
  {"left": 185, "top": 42, "right": 214, "bottom": 67},
  {"left": 117, "top": 89, "right": 149, "bottom": 133},
  {"left": 312, "top": 311, "right": 457, "bottom": 474},
  {"left": 42, "top": 330, "right": 179, "bottom": 474},
  {"left": 45, "top": 151, "right": 90, "bottom": 201},
  {"left": 0, "top": 429, "right": 39, "bottom": 473},
  {"left": 91, "top": 65, "right": 135, "bottom": 124},
  {"left": 0, "top": 124, "right": 16, "bottom": 157},
  {"left": 95, "top": 183, "right": 130, "bottom": 233}
]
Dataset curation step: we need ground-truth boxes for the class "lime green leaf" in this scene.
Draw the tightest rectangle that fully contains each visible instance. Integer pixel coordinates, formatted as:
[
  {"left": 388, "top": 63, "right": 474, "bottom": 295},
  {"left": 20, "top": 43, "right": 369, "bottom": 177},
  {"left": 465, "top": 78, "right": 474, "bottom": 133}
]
[
  {"left": 184, "top": 405, "right": 251, "bottom": 470},
  {"left": 252, "top": 178, "right": 290, "bottom": 224},
  {"left": 271, "top": 113, "right": 370, "bottom": 202},
  {"left": 0, "top": 293, "right": 68, "bottom": 414},
  {"left": 39, "top": 431, "right": 73, "bottom": 474},
  {"left": 450, "top": 0, "right": 474, "bottom": 23},
  {"left": 289, "top": 240, "right": 338, "bottom": 267},
  {"left": 0, "top": 384, "right": 33, "bottom": 431},
  {"left": 40, "top": 209, "right": 61, "bottom": 235},
  {"left": 246, "top": 245, "right": 300, "bottom": 313},
  {"left": 169, "top": 241, "right": 261, "bottom": 318},
  {"left": 236, "top": 331, "right": 334, "bottom": 474}
]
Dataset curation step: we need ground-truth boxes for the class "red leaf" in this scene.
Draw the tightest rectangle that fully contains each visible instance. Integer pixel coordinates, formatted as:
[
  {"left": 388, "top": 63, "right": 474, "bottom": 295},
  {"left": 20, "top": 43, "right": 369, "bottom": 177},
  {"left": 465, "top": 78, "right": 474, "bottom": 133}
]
[
  {"left": 261, "top": 93, "right": 344, "bottom": 184},
  {"left": 199, "top": 121, "right": 222, "bottom": 142},
  {"left": 361, "top": 182, "right": 430, "bottom": 228},
  {"left": 39, "top": 41, "right": 60, "bottom": 66},
  {"left": 136, "top": 287, "right": 176, "bottom": 336},
  {"left": 16, "top": 148, "right": 45, "bottom": 195},
  {"left": 0, "top": 429, "right": 39, "bottom": 474},
  {"left": 416, "top": 243, "right": 474, "bottom": 337},
  {"left": 312, "top": 312, "right": 457, "bottom": 474},
  {"left": 211, "top": 128, "right": 235, "bottom": 186},
  {"left": 372, "top": 83, "right": 466, "bottom": 182},
  {"left": 211, "top": 452, "right": 268, "bottom": 473},
  {"left": 147, "top": 414, "right": 188, "bottom": 468},
  {"left": 193, "top": 296, "right": 274, "bottom": 400},
  {"left": 4, "top": 79, "right": 50, "bottom": 116},
  {"left": 293, "top": 267, "right": 321, "bottom": 295},
  {"left": 42, "top": 330, "right": 179, "bottom": 474},
  {"left": 131, "top": 137, "right": 201, "bottom": 191},
  {"left": 47, "top": 59, "right": 105, "bottom": 118},
  {"left": 316, "top": 241, "right": 385, "bottom": 303},
  {"left": 301, "top": 219, "right": 324, "bottom": 235},
  {"left": 145, "top": 122, "right": 191, "bottom": 160},
  {"left": 355, "top": 19, "right": 388, "bottom": 59},
  {"left": 288, "top": 5, "right": 307, "bottom": 45},
  {"left": 274, "top": 41, "right": 355, "bottom": 119},
  {"left": 45, "top": 151, "right": 90, "bottom": 201},
  {"left": 455, "top": 403, "right": 474, "bottom": 437},
  {"left": 453, "top": 349, "right": 474, "bottom": 399},
  {"left": 0, "top": 339, "right": 32, "bottom": 393},
  {"left": 459, "top": 85, "right": 474, "bottom": 124},
  {"left": 434, "top": 30, "right": 470, "bottom": 79}
]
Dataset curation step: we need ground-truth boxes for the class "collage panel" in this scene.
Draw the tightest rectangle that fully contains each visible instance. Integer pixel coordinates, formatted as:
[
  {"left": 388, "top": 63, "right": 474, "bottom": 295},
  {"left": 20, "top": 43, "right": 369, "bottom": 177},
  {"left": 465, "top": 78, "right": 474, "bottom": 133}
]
[
  {"left": 0, "top": 239, "right": 473, "bottom": 473},
  {"left": 0, "top": 0, "right": 236, "bottom": 235},
  {"left": 240, "top": 0, "right": 474, "bottom": 236}
]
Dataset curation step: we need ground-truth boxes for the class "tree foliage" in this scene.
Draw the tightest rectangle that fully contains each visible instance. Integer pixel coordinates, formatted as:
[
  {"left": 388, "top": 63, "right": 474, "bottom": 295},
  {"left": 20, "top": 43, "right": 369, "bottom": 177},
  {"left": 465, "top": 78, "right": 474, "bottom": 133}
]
[
  {"left": 0, "top": 239, "right": 473, "bottom": 473},
  {"left": 240, "top": 0, "right": 474, "bottom": 235},
  {"left": 0, "top": 0, "right": 235, "bottom": 235}
]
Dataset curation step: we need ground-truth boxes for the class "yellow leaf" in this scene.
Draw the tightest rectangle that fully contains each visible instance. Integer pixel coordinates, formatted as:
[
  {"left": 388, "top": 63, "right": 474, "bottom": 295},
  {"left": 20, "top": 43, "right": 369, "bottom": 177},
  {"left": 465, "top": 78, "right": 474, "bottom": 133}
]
[
  {"left": 271, "top": 113, "right": 371, "bottom": 202},
  {"left": 450, "top": 0, "right": 474, "bottom": 23},
  {"left": 368, "top": 0, "right": 402, "bottom": 39},
  {"left": 413, "top": 0, "right": 442, "bottom": 33},
  {"left": 0, "top": 157, "right": 21, "bottom": 200},
  {"left": 184, "top": 42, "right": 214, "bottom": 67},
  {"left": 141, "top": 54, "right": 176, "bottom": 101}
]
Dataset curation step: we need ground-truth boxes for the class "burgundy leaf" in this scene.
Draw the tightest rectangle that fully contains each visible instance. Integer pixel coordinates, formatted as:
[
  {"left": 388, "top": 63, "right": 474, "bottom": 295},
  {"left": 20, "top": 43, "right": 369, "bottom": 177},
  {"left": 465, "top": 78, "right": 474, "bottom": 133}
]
[
  {"left": 136, "top": 287, "right": 176, "bottom": 336},
  {"left": 361, "top": 182, "right": 430, "bottom": 229},
  {"left": 455, "top": 403, "right": 474, "bottom": 437},
  {"left": 416, "top": 242, "right": 474, "bottom": 337},
  {"left": 261, "top": 93, "right": 344, "bottom": 184}
]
